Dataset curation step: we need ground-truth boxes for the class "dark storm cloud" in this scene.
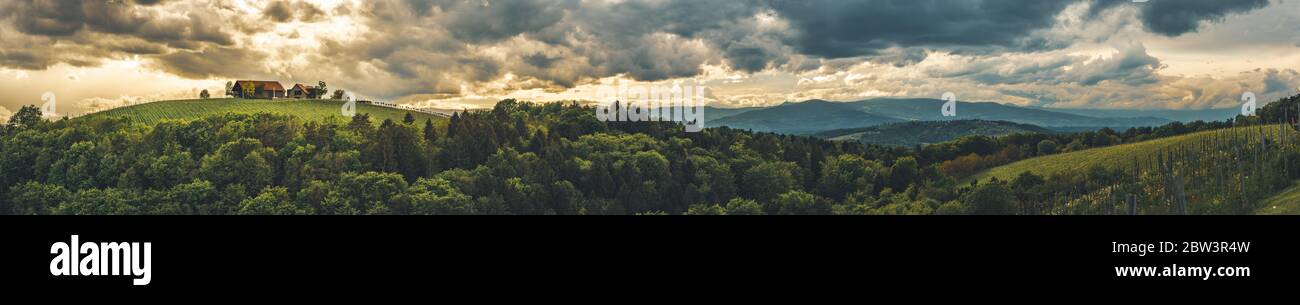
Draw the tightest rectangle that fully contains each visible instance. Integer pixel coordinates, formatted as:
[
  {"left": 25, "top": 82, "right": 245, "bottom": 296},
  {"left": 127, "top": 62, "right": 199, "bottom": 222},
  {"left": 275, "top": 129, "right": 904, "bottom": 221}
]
[
  {"left": 1090, "top": 0, "right": 1270, "bottom": 36},
  {"left": 1262, "top": 68, "right": 1300, "bottom": 94},
  {"left": 264, "top": 1, "right": 294, "bottom": 23},
  {"left": 523, "top": 53, "right": 558, "bottom": 69},
  {"left": 151, "top": 46, "right": 264, "bottom": 79},
  {"left": 439, "top": 0, "right": 573, "bottom": 43},
  {"left": 0, "top": 49, "right": 50, "bottom": 70},
  {"left": 345, "top": 0, "right": 1215, "bottom": 97},
  {"left": 767, "top": 0, "right": 1077, "bottom": 58},
  {"left": 0, "top": 0, "right": 235, "bottom": 70},
  {"left": 264, "top": 0, "right": 327, "bottom": 23},
  {"left": 0, "top": 0, "right": 1285, "bottom": 103},
  {"left": 332, "top": 0, "right": 765, "bottom": 95}
]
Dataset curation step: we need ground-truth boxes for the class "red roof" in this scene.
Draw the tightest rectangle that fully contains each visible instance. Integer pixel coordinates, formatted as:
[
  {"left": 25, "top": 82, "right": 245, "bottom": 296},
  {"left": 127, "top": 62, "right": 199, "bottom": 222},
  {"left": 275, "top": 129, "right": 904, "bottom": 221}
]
[{"left": 236, "top": 80, "right": 285, "bottom": 92}]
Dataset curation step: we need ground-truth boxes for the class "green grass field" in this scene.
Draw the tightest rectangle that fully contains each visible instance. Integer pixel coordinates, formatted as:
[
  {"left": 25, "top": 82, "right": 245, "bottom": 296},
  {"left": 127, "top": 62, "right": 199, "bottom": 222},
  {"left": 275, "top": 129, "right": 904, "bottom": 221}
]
[
  {"left": 968, "top": 125, "right": 1285, "bottom": 183},
  {"left": 1258, "top": 182, "right": 1300, "bottom": 215},
  {"left": 81, "top": 98, "right": 446, "bottom": 125}
]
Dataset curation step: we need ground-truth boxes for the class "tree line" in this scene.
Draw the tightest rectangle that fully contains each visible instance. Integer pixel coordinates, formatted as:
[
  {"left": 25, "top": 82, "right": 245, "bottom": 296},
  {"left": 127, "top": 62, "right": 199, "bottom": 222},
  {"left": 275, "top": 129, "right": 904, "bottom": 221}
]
[{"left": 1, "top": 94, "right": 1297, "bottom": 215}]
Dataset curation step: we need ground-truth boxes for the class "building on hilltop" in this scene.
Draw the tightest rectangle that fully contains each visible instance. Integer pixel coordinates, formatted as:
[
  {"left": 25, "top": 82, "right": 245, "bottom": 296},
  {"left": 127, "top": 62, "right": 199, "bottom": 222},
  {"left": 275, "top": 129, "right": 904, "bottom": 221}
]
[
  {"left": 230, "top": 80, "right": 286, "bottom": 99},
  {"left": 287, "top": 83, "right": 323, "bottom": 99}
]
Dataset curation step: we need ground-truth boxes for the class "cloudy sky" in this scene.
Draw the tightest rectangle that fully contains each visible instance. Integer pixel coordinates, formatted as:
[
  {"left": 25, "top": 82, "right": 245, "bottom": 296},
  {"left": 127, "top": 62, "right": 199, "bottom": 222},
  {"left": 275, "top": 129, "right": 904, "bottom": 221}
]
[{"left": 2, "top": 0, "right": 1299, "bottom": 119}]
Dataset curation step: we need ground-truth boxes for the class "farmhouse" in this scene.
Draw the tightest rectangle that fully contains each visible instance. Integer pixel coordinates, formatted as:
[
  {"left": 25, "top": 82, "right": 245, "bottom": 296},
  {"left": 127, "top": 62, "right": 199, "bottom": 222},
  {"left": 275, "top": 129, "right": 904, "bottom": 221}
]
[
  {"left": 230, "top": 80, "right": 286, "bottom": 99},
  {"left": 287, "top": 83, "right": 322, "bottom": 99}
]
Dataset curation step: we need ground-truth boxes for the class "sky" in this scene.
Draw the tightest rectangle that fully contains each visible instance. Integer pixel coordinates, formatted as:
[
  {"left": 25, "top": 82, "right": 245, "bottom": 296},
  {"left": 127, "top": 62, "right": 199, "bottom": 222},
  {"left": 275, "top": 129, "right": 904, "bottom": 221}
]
[{"left": 1, "top": 0, "right": 1299, "bottom": 120}]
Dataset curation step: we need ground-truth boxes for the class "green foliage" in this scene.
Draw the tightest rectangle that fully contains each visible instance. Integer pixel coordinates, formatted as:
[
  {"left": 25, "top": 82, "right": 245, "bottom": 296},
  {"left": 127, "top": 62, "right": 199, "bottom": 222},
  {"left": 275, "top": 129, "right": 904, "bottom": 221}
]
[
  {"left": 935, "top": 201, "right": 968, "bottom": 215},
  {"left": 742, "top": 161, "right": 802, "bottom": 203},
  {"left": 240, "top": 187, "right": 312, "bottom": 215},
  {"left": 973, "top": 126, "right": 1288, "bottom": 183},
  {"left": 815, "top": 119, "right": 1054, "bottom": 147},
  {"left": 888, "top": 156, "right": 919, "bottom": 190},
  {"left": 817, "top": 154, "right": 880, "bottom": 201},
  {"left": 85, "top": 98, "right": 443, "bottom": 125},
  {"left": 770, "top": 190, "right": 829, "bottom": 215},
  {"left": 4, "top": 95, "right": 1297, "bottom": 215},
  {"left": 1036, "top": 140, "right": 1058, "bottom": 156},
  {"left": 7, "top": 105, "right": 45, "bottom": 129},
  {"left": 723, "top": 198, "right": 764, "bottom": 215},
  {"left": 685, "top": 203, "right": 726, "bottom": 215},
  {"left": 966, "top": 183, "right": 1014, "bottom": 215}
]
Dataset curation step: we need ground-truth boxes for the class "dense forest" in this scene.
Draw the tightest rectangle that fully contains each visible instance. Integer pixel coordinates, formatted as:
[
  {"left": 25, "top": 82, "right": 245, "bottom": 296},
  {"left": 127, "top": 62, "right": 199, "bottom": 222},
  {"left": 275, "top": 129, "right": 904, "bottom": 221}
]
[{"left": 2, "top": 94, "right": 1298, "bottom": 215}]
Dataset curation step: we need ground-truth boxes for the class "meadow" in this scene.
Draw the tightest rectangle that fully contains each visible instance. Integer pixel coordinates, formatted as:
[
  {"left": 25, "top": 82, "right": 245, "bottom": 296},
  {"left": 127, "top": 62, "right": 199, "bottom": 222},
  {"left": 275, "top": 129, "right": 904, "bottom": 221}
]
[
  {"left": 82, "top": 98, "right": 446, "bottom": 125},
  {"left": 1258, "top": 183, "right": 1300, "bottom": 215},
  {"left": 968, "top": 125, "right": 1292, "bottom": 183}
]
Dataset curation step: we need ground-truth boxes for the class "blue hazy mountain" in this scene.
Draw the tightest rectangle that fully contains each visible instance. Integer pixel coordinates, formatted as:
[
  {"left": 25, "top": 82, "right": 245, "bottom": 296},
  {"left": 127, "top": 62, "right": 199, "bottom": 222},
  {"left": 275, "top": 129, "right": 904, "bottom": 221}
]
[
  {"left": 710, "top": 100, "right": 904, "bottom": 135},
  {"left": 709, "top": 98, "right": 1173, "bottom": 136},
  {"left": 846, "top": 98, "right": 1172, "bottom": 128},
  {"left": 1032, "top": 107, "right": 1242, "bottom": 122},
  {"left": 701, "top": 106, "right": 761, "bottom": 122}
]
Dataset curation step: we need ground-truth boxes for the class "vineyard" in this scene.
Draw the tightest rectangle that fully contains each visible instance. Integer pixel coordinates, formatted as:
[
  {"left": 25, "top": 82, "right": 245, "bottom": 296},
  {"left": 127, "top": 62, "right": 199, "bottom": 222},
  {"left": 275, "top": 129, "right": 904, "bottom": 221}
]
[
  {"left": 969, "top": 127, "right": 1266, "bottom": 183},
  {"left": 82, "top": 98, "right": 447, "bottom": 125},
  {"left": 1007, "top": 123, "right": 1300, "bottom": 215}
]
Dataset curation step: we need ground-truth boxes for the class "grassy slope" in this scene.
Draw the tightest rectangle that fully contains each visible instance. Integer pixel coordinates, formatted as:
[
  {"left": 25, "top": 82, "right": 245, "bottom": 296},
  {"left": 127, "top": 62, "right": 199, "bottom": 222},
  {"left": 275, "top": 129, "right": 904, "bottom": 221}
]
[
  {"left": 1258, "top": 182, "right": 1300, "bottom": 215},
  {"left": 813, "top": 120, "right": 1055, "bottom": 146},
  {"left": 82, "top": 98, "right": 445, "bottom": 124},
  {"left": 968, "top": 125, "right": 1276, "bottom": 183}
]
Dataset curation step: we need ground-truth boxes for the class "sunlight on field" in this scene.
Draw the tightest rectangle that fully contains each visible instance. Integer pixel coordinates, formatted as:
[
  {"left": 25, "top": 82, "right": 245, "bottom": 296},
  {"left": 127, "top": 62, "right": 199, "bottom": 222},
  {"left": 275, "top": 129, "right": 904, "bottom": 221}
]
[
  {"left": 82, "top": 98, "right": 445, "bottom": 125},
  {"left": 1258, "top": 182, "right": 1300, "bottom": 215},
  {"left": 969, "top": 125, "right": 1287, "bottom": 183}
]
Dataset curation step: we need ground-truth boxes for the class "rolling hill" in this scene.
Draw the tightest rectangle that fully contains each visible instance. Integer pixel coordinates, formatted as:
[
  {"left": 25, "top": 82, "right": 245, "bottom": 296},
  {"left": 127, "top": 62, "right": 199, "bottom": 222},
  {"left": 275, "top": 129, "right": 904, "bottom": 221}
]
[
  {"left": 813, "top": 120, "right": 1055, "bottom": 146},
  {"left": 710, "top": 99, "right": 903, "bottom": 135},
  {"left": 81, "top": 98, "right": 446, "bottom": 124},
  {"left": 701, "top": 106, "right": 761, "bottom": 122},
  {"left": 1033, "top": 107, "right": 1242, "bottom": 123},
  {"left": 846, "top": 98, "right": 1171, "bottom": 128},
  {"left": 967, "top": 125, "right": 1284, "bottom": 183},
  {"left": 1258, "top": 182, "right": 1300, "bottom": 215},
  {"left": 707, "top": 98, "right": 1174, "bottom": 136}
]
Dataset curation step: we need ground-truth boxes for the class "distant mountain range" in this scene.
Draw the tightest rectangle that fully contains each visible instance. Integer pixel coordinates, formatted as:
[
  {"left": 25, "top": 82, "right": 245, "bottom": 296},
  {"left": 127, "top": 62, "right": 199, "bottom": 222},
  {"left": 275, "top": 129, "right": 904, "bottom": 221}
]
[
  {"left": 702, "top": 98, "right": 1229, "bottom": 136},
  {"left": 709, "top": 100, "right": 902, "bottom": 134},
  {"left": 1031, "top": 107, "right": 1241, "bottom": 123},
  {"left": 812, "top": 120, "right": 1056, "bottom": 147}
]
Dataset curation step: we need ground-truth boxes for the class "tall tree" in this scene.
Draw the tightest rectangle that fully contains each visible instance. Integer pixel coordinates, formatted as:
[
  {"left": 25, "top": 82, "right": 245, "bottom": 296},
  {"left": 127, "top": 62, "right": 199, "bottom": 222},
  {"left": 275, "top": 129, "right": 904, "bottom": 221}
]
[
  {"left": 967, "top": 183, "right": 1015, "bottom": 215},
  {"left": 423, "top": 119, "right": 438, "bottom": 143},
  {"left": 6, "top": 105, "right": 44, "bottom": 129}
]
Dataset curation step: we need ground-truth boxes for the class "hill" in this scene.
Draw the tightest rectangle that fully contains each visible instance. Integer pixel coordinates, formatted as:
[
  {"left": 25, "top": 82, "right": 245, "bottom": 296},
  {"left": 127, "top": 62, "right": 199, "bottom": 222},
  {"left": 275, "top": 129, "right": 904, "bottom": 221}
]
[
  {"left": 701, "top": 106, "right": 761, "bottom": 122},
  {"left": 81, "top": 98, "right": 446, "bottom": 124},
  {"left": 707, "top": 98, "right": 1173, "bottom": 136},
  {"left": 968, "top": 125, "right": 1283, "bottom": 183},
  {"left": 1033, "top": 107, "right": 1241, "bottom": 123},
  {"left": 813, "top": 120, "right": 1055, "bottom": 146},
  {"left": 710, "top": 100, "right": 903, "bottom": 135},
  {"left": 1258, "top": 182, "right": 1300, "bottom": 215},
  {"left": 847, "top": 98, "right": 1171, "bottom": 128}
]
